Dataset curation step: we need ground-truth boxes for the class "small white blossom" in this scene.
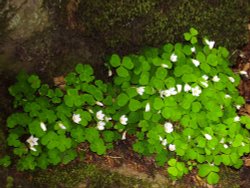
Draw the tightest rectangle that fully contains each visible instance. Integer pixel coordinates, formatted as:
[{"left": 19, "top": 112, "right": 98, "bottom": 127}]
[
  {"left": 88, "top": 109, "right": 94, "bottom": 114},
  {"left": 202, "top": 75, "right": 209, "bottom": 81},
  {"left": 170, "top": 53, "right": 178, "bottom": 62},
  {"left": 242, "top": 142, "right": 245, "bottom": 146},
  {"left": 108, "top": 69, "right": 112, "bottom": 77},
  {"left": 169, "top": 87, "right": 177, "bottom": 95},
  {"left": 204, "top": 134, "right": 212, "bottom": 140},
  {"left": 220, "top": 138, "right": 225, "bottom": 143},
  {"left": 145, "top": 103, "right": 150, "bottom": 112},
  {"left": 191, "top": 59, "right": 200, "bottom": 67},
  {"left": 234, "top": 116, "right": 240, "bottom": 122},
  {"left": 176, "top": 84, "right": 182, "bottom": 93},
  {"left": 223, "top": 144, "right": 228, "bottom": 149},
  {"left": 72, "top": 114, "right": 81, "bottom": 124},
  {"left": 122, "top": 131, "right": 127, "bottom": 140},
  {"left": 26, "top": 135, "right": 39, "bottom": 149},
  {"left": 30, "top": 146, "right": 37, "bottom": 151},
  {"left": 200, "top": 81, "right": 208, "bottom": 88},
  {"left": 96, "top": 101, "right": 104, "bottom": 107},
  {"left": 169, "top": 144, "right": 176, "bottom": 151},
  {"left": 191, "top": 47, "right": 196, "bottom": 53},
  {"left": 239, "top": 71, "right": 248, "bottom": 77},
  {"left": 161, "top": 64, "right": 169, "bottom": 68},
  {"left": 228, "top": 77, "right": 235, "bottom": 83},
  {"left": 136, "top": 87, "right": 145, "bottom": 96},
  {"left": 96, "top": 110, "right": 105, "bottom": 121},
  {"left": 40, "top": 122, "right": 47, "bottom": 132},
  {"left": 159, "top": 90, "right": 171, "bottom": 98},
  {"left": 164, "top": 122, "right": 173, "bottom": 133},
  {"left": 188, "top": 135, "right": 191, "bottom": 140},
  {"left": 59, "top": 122, "right": 66, "bottom": 130},
  {"left": 97, "top": 121, "right": 106, "bottom": 130},
  {"left": 191, "top": 86, "right": 202, "bottom": 96},
  {"left": 105, "top": 116, "right": 112, "bottom": 122},
  {"left": 159, "top": 136, "right": 163, "bottom": 141},
  {"left": 161, "top": 139, "right": 167, "bottom": 146},
  {"left": 205, "top": 39, "right": 215, "bottom": 49},
  {"left": 212, "top": 75, "right": 220, "bottom": 82},
  {"left": 184, "top": 84, "right": 191, "bottom": 92},
  {"left": 225, "top": 94, "right": 231, "bottom": 99},
  {"left": 236, "top": 105, "right": 241, "bottom": 110},
  {"left": 120, "top": 115, "right": 128, "bottom": 125}
]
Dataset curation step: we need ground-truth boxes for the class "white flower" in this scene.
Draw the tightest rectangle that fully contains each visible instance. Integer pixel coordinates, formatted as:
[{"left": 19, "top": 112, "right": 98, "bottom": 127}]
[
  {"left": 96, "top": 110, "right": 105, "bottom": 121},
  {"left": 191, "top": 86, "right": 202, "bottom": 96},
  {"left": 40, "top": 122, "right": 47, "bottom": 132},
  {"left": 192, "top": 59, "right": 200, "bottom": 67},
  {"left": 88, "top": 109, "right": 94, "bottom": 114},
  {"left": 234, "top": 116, "right": 240, "bottom": 122},
  {"left": 145, "top": 103, "right": 150, "bottom": 112},
  {"left": 169, "top": 87, "right": 177, "bottom": 95},
  {"left": 225, "top": 94, "right": 231, "bottom": 99},
  {"left": 59, "top": 122, "right": 66, "bottom": 130},
  {"left": 72, "top": 114, "right": 81, "bottom": 124},
  {"left": 202, "top": 75, "right": 209, "bottom": 81},
  {"left": 236, "top": 105, "right": 241, "bottom": 110},
  {"left": 188, "top": 135, "right": 191, "bottom": 140},
  {"left": 96, "top": 101, "right": 104, "bottom": 107},
  {"left": 200, "top": 81, "right": 208, "bottom": 88},
  {"left": 239, "top": 71, "right": 248, "bottom": 77},
  {"left": 191, "top": 47, "right": 196, "bottom": 53},
  {"left": 228, "top": 77, "right": 235, "bottom": 83},
  {"left": 205, "top": 39, "right": 215, "bottom": 49},
  {"left": 176, "top": 84, "right": 182, "bottom": 93},
  {"left": 161, "top": 139, "right": 167, "bottom": 146},
  {"left": 242, "top": 142, "right": 245, "bottom": 146},
  {"left": 170, "top": 53, "right": 178, "bottom": 62},
  {"left": 164, "top": 122, "right": 173, "bottom": 133},
  {"left": 122, "top": 131, "right": 127, "bottom": 140},
  {"left": 212, "top": 75, "right": 220, "bottom": 82},
  {"left": 97, "top": 121, "right": 106, "bottom": 130},
  {"left": 220, "top": 138, "right": 225, "bottom": 143},
  {"left": 159, "top": 90, "right": 170, "bottom": 98},
  {"left": 26, "top": 135, "right": 39, "bottom": 147},
  {"left": 136, "top": 87, "right": 145, "bottom": 96},
  {"left": 169, "top": 144, "right": 176, "bottom": 151},
  {"left": 223, "top": 144, "right": 228, "bottom": 149},
  {"left": 120, "top": 115, "right": 128, "bottom": 125},
  {"left": 108, "top": 70, "right": 112, "bottom": 77},
  {"left": 204, "top": 134, "right": 212, "bottom": 140},
  {"left": 161, "top": 64, "right": 169, "bottom": 68},
  {"left": 105, "top": 116, "right": 112, "bottom": 122},
  {"left": 184, "top": 84, "right": 191, "bottom": 92},
  {"left": 30, "top": 146, "right": 37, "bottom": 151}
]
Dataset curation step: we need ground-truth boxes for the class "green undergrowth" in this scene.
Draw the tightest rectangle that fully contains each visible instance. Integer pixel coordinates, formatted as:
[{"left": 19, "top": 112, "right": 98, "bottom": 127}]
[{"left": 1, "top": 28, "right": 250, "bottom": 185}]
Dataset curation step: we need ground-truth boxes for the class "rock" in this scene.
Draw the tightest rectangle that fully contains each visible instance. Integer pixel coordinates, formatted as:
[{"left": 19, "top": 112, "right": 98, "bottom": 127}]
[{"left": 6, "top": 0, "right": 49, "bottom": 40}]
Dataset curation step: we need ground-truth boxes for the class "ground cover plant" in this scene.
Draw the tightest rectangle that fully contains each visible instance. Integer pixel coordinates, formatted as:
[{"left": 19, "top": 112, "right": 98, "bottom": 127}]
[{"left": 1, "top": 28, "right": 250, "bottom": 185}]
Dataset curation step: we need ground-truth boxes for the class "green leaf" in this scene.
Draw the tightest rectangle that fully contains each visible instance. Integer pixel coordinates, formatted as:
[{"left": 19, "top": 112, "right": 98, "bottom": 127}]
[
  {"left": 207, "top": 54, "right": 218, "bottom": 66},
  {"left": 198, "top": 164, "right": 211, "bottom": 177},
  {"left": 192, "top": 102, "right": 202, "bottom": 112},
  {"left": 190, "top": 28, "right": 198, "bottom": 35},
  {"left": 168, "top": 166, "right": 178, "bottom": 177},
  {"left": 207, "top": 172, "right": 220, "bottom": 185},
  {"left": 28, "top": 75, "right": 41, "bottom": 89},
  {"left": 75, "top": 63, "right": 84, "bottom": 74},
  {"left": 122, "top": 56, "right": 134, "bottom": 70},
  {"left": 117, "top": 93, "right": 129, "bottom": 107},
  {"left": 0, "top": 156, "right": 11, "bottom": 167},
  {"left": 117, "top": 66, "right": 129, "bottom": 77},
  {"left": 184, "top": 33, "right": 192, "bottom": 41},
  {"left": 129, "top": 99, "right": 141, "bottom": 111},
  {"left": 155, "top": 67, "right": 167, "bottom": 80},
  {"left": 153, "top": 97, "right": 164, "bottom": 110},
  {"left": 110, "top": 54, "right": 121, "bottom": 67},
  {"left": 139, "top": 72, "right": 149, "bottom": 85}
]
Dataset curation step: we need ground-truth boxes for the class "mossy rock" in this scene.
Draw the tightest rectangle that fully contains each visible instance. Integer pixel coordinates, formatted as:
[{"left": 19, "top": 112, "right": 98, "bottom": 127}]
[{"left": 48, "top": 0, "right": 250, "bottom": 52}]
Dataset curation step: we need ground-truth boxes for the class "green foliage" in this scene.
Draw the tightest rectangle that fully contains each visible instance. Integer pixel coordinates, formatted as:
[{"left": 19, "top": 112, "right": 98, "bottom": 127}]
[{"left": 5, "top": 29, "right": 250, "bottom": 185}]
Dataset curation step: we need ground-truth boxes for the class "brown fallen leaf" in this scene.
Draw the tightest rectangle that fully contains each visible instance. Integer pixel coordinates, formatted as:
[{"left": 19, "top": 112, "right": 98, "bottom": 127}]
[
  {"left": 53, "top": 76, "right": 65, "bottom": 90},
  {"left": 245, "top": 158, "right": 250, "bottom": 167}
]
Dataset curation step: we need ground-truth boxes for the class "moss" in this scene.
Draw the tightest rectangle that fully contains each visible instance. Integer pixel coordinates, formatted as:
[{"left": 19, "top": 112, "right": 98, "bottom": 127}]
[
  {"left": 32, "top": 163, "right": 152, "bottom": 188},
  {"left": 49, "top": 0, "right": 250, "bottom": 52}
]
